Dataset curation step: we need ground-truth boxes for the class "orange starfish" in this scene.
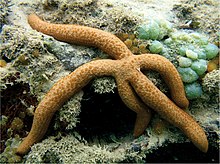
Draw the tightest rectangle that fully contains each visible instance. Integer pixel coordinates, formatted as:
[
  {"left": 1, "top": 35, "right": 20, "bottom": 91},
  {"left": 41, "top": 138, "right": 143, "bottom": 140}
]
[{"left": 16, "top": 14, "right": 208, "bottom": 155}]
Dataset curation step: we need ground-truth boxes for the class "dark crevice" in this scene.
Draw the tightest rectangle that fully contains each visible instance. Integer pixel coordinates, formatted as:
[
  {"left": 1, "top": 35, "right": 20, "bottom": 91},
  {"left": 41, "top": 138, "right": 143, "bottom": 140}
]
[
  {"left": 75, "top": 82, "right": 136, "bottom": 143},
  {"left": 0, "top": 83, "right": 38, "bottom": 153}
]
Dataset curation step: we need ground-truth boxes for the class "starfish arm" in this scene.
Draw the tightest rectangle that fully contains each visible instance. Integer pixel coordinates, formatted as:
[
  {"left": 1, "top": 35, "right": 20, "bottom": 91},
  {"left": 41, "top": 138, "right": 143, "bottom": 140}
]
[
  {"left": 129, "top": 71, "right": 208, "bottom": 153},
  {"left": 116, "top": 79, "right": 152, "bottom": 137},
  {"left": 27, "top": 14, "right": 132, "bottom": 59},
  {"left": 135, "top": 54, "right": 189, "bottom": 109},
  {"left": 16, "top": 59, "right": 118, "bottom": 155}
]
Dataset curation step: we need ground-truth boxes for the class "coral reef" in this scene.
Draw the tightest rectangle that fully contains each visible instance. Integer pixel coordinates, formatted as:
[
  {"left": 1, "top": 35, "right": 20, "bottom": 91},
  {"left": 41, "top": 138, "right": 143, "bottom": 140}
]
[
  {"left": 0, "top": 59, "right": 7, "bottom": 67},
  {"left": 0, "top": 0, "right": 219, "bottom": 163},
  {"left": 0, "top": 25, "right": 43, "bottom": 61},
  {"left": 0, "top": 115, "right": 8, "bottom": 127},
  {"left": 189, "top": 96, "right": 219, "bottom": 149},
  {"left": 10, "top": 117, "right": 24, "bottom": 131},
  {"left": 0, "top": 65, "right": 21, "bottom": 90}
]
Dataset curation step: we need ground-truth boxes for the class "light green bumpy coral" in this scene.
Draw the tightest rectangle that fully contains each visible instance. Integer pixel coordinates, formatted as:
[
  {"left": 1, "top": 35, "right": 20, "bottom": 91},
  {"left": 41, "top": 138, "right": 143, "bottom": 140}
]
[
  {"left": 136, "top": 19, "right": 219, "bottom": 100},
  {"left": 137, "top": 19, "right": 173, "bottom": 40},
  {"left": 184, "top": 82, "right": 203, "bottom": 100}
]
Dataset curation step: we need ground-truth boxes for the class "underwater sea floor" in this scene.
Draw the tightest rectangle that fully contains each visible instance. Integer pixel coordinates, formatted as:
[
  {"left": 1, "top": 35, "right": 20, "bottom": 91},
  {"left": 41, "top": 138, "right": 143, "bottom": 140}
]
[{"left": 0, "top": 0, "right": 219, "bottom": 163}]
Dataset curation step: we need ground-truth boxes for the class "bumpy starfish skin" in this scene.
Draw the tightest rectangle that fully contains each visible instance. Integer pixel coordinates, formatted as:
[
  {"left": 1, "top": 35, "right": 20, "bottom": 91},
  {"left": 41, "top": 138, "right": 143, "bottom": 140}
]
[
  {"left": 129, "top": 55, "right": 208, "bottom": 152},
  {"left": 27, "top": 14, "right": 189, "bottom": 109},
  {"left": 28, "top": 14, "right": 133, "bottom": 60},
  {"left": 16, "top": 14, "right": 208, "bottom": 155}
]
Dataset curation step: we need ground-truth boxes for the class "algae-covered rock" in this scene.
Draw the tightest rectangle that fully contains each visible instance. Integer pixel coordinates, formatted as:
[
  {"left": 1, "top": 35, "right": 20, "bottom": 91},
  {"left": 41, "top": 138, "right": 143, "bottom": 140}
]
[
  {"left": 39, "top": 0, "right": 141, "bottom": 34},
  {"left": 25, "top": 134, "right": 126, "bottom": 163},
  {"left": 54, "top": 91, "right": 84, "bottom": 130},
  {"left": 44, "top": 37, "right": 96, "bottom": 70},
  {"left": 0, "top": 25, "right": 70, "bottom": 98},
  {"left": 0, "top": 65, "right": 21, "bottom": 90},
  {"left": 173, "top": 0, "right": 220, "bottom": 42},
  {"left": 0, "top": 0, "right": 11, "bottom": 30},
  {"left": 0, "top": 135, "right": 22, "bottom": 163},
  {"left": 92, "top": 77, "right": 117, "bottom": 94}
]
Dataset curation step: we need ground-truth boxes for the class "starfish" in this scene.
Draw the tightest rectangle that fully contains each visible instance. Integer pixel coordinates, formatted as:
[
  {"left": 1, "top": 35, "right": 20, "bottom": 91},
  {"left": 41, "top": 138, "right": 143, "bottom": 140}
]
[{"left": 16, "top": 14, "right": 208, "bottom": 155}]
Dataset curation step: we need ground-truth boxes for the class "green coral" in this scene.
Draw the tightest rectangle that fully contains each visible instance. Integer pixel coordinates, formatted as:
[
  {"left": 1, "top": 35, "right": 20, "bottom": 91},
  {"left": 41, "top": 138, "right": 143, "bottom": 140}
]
[
  {"left": 184, "top": 82, "right": 202, "bottom": 100},
  {"left": 136, "top": 19, "right": 219, "bottom": 100},
  {"left": 177, "top": 67, "right": 199, "bottom": 83},
  {"left": 191, "top": 59, "right": 207, "bottom": 76},
  {"left": 178, "top": 56, "right": 192, "bottom": 67},
  {"left": 185, "top": 49, "right": 198, "bottom": 60},
  {"left": 149, "top": 40, "right": 163, "bottom": 54},
  {"left": 204, "top": 43, "right": 219, "bottom": 59},
  {"left": 165, "top": 32, "right": 217, "bottom": 99},
  {"left": 137, "top": 18, "right": 173, "bottom": 40}
]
